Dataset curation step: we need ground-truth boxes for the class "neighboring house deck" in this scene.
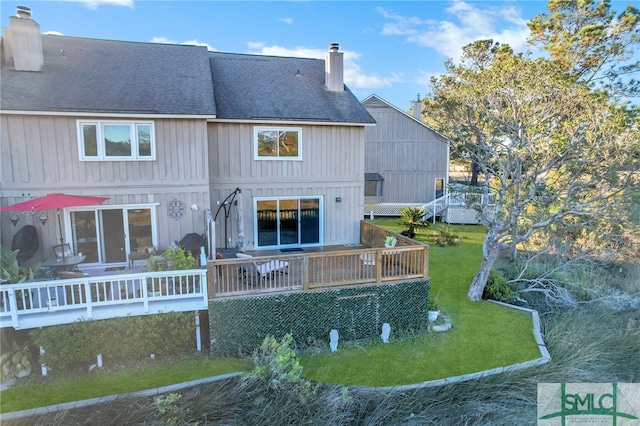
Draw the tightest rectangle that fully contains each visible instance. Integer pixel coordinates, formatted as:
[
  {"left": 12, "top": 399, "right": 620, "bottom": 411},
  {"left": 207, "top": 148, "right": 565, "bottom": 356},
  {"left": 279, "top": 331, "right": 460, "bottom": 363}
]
[
  {"left": 366, "top": 192, "right": 495, "bottom": 225},
  {"left": 365, "top": 195, "right": 449, "bottom": 221}
]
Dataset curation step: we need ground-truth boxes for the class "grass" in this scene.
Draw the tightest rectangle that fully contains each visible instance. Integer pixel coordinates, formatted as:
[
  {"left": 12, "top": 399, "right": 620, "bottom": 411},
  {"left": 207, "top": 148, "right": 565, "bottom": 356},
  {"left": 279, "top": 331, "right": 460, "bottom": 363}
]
[
  {"left": 0, "top": 355, "right": 252, "bottom": 413},
  {"left": 17, "top": 304, "right": 639, "bottom": 425},
  {"left": 301, "top": 220, "right": 541, "bottom": 386},
  {"left": 1, "top": 221, "right": 541, "bottom": 412}
]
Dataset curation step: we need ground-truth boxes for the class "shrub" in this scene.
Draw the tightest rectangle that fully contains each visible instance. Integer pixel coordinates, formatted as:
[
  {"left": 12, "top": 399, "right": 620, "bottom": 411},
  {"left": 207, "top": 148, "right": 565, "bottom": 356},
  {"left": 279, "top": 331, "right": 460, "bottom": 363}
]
[
  {"left": 243, "top": 334, "right": 315, "bottom": 410},
  {"left": 1, "top": 247, "right": 40, "bottom": 283},
  {"left": 434, "top": 225, "right": 459, "bottom": 246},
  {"left": 397, "top": 207, "right": 430, "bottom": 238},
  {"left": 246, "top": 334, "right": 306, "bottom": 391},
  {"left": 154, "top": 393, "right": 185, "bottom": 426},
  {"left": 147, "top": 245, "right": 197, "bottom": 271},
  {"left": 482, "top": 268, "right": 514, "bottom": 302},
  {"left": 30, "top": 312, "right": 195, "bottom": 370}
]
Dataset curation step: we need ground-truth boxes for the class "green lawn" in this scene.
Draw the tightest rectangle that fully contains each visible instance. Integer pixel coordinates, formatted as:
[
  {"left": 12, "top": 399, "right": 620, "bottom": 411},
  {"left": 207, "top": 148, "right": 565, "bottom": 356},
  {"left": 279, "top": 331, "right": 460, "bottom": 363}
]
[
  {"left": 0, "top": 356, "right": 252, "bottom": 413},
  {"left": 1, "top": 221, "right": 541, "bottom": 412},
  {"left": 300, "top": 221, "right": 541, "bottom": 387}
]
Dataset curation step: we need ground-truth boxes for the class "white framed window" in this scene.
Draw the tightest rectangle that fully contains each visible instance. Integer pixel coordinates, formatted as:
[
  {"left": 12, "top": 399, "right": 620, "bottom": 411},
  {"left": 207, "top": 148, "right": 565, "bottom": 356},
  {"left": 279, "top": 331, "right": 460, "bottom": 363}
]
[
  {"left": 364, "top": 173, "right": 384, "bottom": 197},
  {"left": 77, "top": 120, "right": 156, "bottom": 161},
  {"left": 364, "top": 180, "right": 382, "bottom": 197},
  {"left": 254, "top": 126, "right": 302, "bottom": 160}
]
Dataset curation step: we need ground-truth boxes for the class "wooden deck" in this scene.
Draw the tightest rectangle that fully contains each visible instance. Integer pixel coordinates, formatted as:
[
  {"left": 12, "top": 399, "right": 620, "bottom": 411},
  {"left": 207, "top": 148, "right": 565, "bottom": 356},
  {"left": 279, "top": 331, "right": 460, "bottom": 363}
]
[
  {"left": 0, "top": 222, "right": 429, "bottom": 329},
  {"left": 208, "top": 221, "right": 429, "bottom": 298}
]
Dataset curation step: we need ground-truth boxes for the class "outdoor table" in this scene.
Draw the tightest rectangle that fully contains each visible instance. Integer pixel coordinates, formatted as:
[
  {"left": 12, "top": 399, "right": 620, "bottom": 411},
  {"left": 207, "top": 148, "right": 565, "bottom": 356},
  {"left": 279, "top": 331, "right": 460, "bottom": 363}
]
[{"left": 41, "top": 254, "right": 86, "bottom": 277}]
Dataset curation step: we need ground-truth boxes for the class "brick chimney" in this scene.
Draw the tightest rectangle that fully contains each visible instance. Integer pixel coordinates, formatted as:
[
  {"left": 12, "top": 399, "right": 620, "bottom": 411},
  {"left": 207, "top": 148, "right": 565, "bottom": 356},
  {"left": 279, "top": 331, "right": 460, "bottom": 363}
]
[
  {"left": 5, "top": 6, "right": 43, "bottom": 71},
  {"left": 325, "top": 42, "right": 344, "bottom": 92},
  {"left": 412, "top": 94, "right": 423, "bottom": 120}
]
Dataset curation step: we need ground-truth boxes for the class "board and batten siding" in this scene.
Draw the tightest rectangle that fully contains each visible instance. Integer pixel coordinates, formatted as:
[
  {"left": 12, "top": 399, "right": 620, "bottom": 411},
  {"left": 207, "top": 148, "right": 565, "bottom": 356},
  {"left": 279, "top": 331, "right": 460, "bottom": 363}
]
[
  {"left": 364, "top": 99, "right": 449, "bottom": 203},
  {"left": 0, "top": 114, "right": 211, "bottom": 256},
  {"left": 208, "top": 122, "right": 365, "bottom": 250}
]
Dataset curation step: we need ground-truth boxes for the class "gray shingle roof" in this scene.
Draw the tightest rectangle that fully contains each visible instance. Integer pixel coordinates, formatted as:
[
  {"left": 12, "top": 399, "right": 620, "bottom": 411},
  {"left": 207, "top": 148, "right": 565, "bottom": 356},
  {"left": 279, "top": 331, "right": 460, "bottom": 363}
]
[
  {"left": 1, "top": 35, "right": 216, "bottom": 115},
  {"left": 209, "top": 52, "right": 375, "bottom": 123},
  {"left": 1, "top": 35, "right": 375, "bottom": 124}
]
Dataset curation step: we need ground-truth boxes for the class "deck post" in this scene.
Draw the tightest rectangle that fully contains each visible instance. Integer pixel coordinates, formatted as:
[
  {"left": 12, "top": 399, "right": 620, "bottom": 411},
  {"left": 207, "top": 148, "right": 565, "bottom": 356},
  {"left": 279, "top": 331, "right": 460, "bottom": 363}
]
[
  {"left": 195, "top": 311, "right": 201, "bottom": 351},
  {"left": 8, "top": 289, "right": 19, "bottom": 328},
  {"left": 83, "top": 282, "right": 93, "bottom": 319},
  {"left": 375, "top": 249, "right": 382, "bottom": 283},
  {"left": 422, "top": 246, "right": 429, "bottom": 278},
  {"left": 206, "top": 263, "right": 215, "bottom": 299},
  {"left": 302, "top": 255, "right": 309, "bottom": 290}
]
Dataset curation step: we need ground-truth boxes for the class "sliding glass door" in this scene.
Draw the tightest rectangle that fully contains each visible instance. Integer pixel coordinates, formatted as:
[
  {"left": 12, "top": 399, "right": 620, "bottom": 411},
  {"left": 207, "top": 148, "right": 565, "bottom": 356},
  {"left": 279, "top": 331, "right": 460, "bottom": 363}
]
[
  {"left": 70, "top": 206, "right": 155, "bottom": 265},
  {"left": 255, "top": 197, "right": 322, "bottom": 248}
]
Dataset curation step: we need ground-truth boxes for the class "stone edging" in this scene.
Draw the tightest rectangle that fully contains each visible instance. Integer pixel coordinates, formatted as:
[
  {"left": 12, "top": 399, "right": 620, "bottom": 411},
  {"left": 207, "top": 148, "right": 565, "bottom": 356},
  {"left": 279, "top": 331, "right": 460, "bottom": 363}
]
[
  {"left": 0, "top": 373, "right": 241, "bottom": 422},
  {"left": 1, "top": 302, "right": 550, "bottom": 419}
]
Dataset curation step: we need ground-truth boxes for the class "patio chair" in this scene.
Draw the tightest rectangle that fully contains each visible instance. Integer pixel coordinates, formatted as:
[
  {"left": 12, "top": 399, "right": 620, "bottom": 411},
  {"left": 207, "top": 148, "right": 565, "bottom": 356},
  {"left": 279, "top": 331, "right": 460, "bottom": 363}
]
[
  {"left": 53, "top": 243, "right": 73, "bottom": 258},
  {"left": 359, "top": 252, "right": 376, "bottom": 266},
  {"left": 236, "top": 253, "right": 289, "bottom": 282},
  {"left": 11, "top": 224, "right": 39, "bottom": 265},
  {"left": 236, "top": 253, "right": 260, "bottom": 282}
]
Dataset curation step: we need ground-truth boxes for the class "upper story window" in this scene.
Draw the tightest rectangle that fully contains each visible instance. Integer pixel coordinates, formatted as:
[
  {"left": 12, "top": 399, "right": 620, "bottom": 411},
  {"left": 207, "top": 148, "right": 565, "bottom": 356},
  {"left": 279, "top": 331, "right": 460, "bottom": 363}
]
[
  {"left": 78, "top": 121, "right": 156, "bottom": 161},
  {"left": 254, "top": 127, "right": 302, "bottom": 160}
]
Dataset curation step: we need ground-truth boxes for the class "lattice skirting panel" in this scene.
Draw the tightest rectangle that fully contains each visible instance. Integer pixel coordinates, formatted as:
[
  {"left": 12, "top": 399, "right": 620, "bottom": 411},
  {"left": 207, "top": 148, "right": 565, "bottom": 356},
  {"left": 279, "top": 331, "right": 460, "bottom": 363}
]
[
  {"left": 365, "top": 203, "right": 425, "bottom": 217},
  {"left": 444, "top": 207, "right": 481, "bottom": 224},
  {"left": 208, "top": 279, "right": 431, "bottom": 356}
]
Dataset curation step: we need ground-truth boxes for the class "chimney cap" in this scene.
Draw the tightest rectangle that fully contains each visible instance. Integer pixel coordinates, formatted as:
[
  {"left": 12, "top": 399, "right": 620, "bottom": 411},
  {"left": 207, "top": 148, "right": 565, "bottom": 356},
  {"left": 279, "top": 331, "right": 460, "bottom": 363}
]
[
  {"left": 329, "top": 43, "right": 340, "bottom": 52},
  {"left": 16, "top": 5, "right": 32, "bottom": 19}
]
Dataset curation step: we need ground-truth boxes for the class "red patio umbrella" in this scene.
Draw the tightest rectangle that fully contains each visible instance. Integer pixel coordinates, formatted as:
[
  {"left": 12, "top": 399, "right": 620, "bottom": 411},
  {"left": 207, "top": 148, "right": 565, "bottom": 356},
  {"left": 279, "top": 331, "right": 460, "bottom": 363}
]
[{"left": 1, "top": 193, "right": 109, "bottom": 258}]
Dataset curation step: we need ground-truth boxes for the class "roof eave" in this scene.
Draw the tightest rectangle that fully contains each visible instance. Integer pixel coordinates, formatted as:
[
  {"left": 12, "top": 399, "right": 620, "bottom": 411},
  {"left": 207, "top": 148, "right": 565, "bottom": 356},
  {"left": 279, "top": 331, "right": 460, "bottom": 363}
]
[
  {"left": 207, "top": 117, "right": 375, "bottom": 126},
  {"left": 0, "top": 109, "right": 217, "bottom": 119}
]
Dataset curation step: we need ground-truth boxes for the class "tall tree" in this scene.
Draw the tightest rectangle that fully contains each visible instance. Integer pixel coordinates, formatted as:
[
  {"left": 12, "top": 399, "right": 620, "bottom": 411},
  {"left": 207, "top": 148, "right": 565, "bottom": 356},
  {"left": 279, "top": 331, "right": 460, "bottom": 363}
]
[
  {"left": 528, "top": 0, "right": 640, "bottom": 100},
  {"left": 426, "top": 42, "right": 638, "bottom": 301}
]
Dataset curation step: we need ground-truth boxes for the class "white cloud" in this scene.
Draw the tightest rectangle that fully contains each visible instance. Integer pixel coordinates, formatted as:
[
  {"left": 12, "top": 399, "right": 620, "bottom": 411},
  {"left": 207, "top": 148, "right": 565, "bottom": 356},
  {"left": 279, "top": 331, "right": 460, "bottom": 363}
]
[
  {"left": 151, "top": 36, "right": 216, "bottom": 51},
  {"left": 64, "top": 0, "right": 134, "bottom": 10},
  {"left": 247, "top": 43, "right": 403, "bottom": 89},
  {"left": 279, "top": 17, "right": 294, "bottom": 25},
  {"left": 43, "top": 31, "right": 65, "bottom": 36},
  {"left": 379, "top": 1, "right": 531, "bottom": 63},
  {"left": 415, "top": 69, "right": 439, "bottom": 88},
  {"left": 249, "top": 43, "right": 325, "bottom": 59}
]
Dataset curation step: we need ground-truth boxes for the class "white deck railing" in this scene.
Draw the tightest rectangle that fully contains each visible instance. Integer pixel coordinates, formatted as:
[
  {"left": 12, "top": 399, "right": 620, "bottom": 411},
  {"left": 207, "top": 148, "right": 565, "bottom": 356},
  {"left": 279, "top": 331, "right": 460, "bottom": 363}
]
[
  {"left": 420, "top": 195, "right": 449, "bottom": 222},
  {"left": 0, "top": 269, "right": 208, "bottom": 330},
  {"left": 448, "top": 192, "right": 496, "bottom": 206}
]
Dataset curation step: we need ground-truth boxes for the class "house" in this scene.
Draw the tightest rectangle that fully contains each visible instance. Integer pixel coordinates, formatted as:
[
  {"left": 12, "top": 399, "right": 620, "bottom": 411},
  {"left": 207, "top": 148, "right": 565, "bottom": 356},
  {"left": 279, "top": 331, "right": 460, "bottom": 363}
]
[
  {"left": 0, "top": 8, "right": 432, "bottom": 351},
  {"left": 0, "top": 6, "right": 375, "bottom": 269},
  {"left": 361, "top": 94, "right": 450, "bottom": 218},
  {"left": 207, "top": 46, "right": 375, "bottom": 252}
]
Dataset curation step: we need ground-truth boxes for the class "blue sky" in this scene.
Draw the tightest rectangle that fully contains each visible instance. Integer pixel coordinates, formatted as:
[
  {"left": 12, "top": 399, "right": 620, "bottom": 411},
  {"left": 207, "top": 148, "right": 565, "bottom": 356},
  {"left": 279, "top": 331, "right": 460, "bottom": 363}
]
[{"left": 1, "top": 1, "right": 635, "bottom": 110}]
